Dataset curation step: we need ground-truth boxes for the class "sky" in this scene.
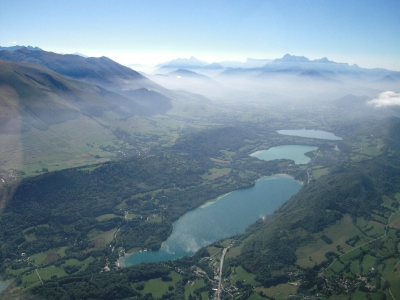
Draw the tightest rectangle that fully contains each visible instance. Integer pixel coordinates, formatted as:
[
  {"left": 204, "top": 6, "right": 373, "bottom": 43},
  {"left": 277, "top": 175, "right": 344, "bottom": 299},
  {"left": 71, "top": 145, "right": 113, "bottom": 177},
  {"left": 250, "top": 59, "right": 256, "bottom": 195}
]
[{"left": 1, "top": 0, "right": 400, "bottom": 70}]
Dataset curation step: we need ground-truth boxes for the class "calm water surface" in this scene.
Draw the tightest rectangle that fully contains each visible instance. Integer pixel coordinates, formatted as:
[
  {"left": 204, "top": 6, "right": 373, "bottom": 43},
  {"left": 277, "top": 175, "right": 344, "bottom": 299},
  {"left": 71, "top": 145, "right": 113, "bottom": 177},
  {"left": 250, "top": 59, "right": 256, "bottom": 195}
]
[
  {"left": 120, "top": 175, "right": 302, "bottom": 266},
  {"left": 277, "top": 129, "right": 342, "bottom": 140},
  {"left": 250, "top": 145, "right": 318, "bottom": 164}
]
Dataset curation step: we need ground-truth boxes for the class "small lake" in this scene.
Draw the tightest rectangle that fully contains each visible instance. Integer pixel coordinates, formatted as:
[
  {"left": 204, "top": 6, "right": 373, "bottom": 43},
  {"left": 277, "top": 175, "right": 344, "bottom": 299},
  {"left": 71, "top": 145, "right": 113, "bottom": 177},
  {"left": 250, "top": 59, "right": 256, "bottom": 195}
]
[
  {"left": 250, "top": 145, "right": 318, "bottom": 164},
  {"left": 120, "top": 175, "right": 302, "bottom": 266},
  {"left": 277, "top": 129, "right": 342, "bottom": 140}
]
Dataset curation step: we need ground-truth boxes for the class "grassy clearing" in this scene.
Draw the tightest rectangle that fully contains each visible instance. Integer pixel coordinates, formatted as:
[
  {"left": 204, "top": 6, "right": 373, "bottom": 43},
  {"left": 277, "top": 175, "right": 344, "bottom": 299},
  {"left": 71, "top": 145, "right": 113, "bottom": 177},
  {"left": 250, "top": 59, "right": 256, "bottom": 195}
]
[
  {"left": 210, "top": 158, "right": 230, "bottom": 165},
  {"left": 90, "top": 228, "right": 117, "bottom": 248},
  {"left": 56, "top": 247, "right": 67, "bottom": 257},
  {"left": 340, "top": 248, "right": 363, "bottom": 263},
  {"left": 95, "top": 214, "right": 118, "bottom": 222},
  {"left": 220, "top": 239, "right": 233, "bottom": 248},
  {"left": 206, "top": 246, "right": 222, "bottom": 258},
  {"left": 64, "top": 257, "right": 95, "bottom": 271},
  {"left": 201, "top": 168, "right": 231, "bottom": 180},
  {"left": 42, "top": 250, "right": 61, "bottom": 264},
  {"left": 37, "top": 266, "right": 67, "bottom": 280},
  {"left": 361, "top": 254, "right": 376, "bottom": 271},
  {"left": 142, "top": 271, "right": 182, "bottom": 298},
  {"left": 220, "top": 150, "right": 236, "bottom": 159},
  {"left": 247, "top": 292, "right": 265, "bottom": 300},
  {"left": 225, "top": 244, "right": 243, "bottom": 259},
  {"left": 22, "top": 271, "right": 41, "bottom": 285},
  {"left": 6, "top": 267, "right": 30, "bottom": 276},
  {"left": 297, "top": 215, "right": 363, "bottom": 268},
  {"left": 2, "top": 116, "right": 118, "bottom": 176},
  {"left": 185, "top": 278, "right": 205, "bottom": 299},
  {"left": 331, "top": 260, "right": 344, "bottom": 273},
  {"left": 255, "top": 284, "right": 298, "bottom": 299},
  {"left": 146, "top": 215, "right": 162, "bottom": 223},
  {"left": 125, "top": 213, "right": 136, "bottom": 220},
  {"left": 312, "top": 167, "right": 329, "bottom": 179},
  {"left": 381, "top": 195, "right": 396, "bottom": 210},
  {"left": 30, "top": 253, "right": 47, "bottom": 266},
  {"left": 231, "top": 266, "right": 259, "bottom": 286},
  {"left": 389, "top": 208, "right": 400, "bottom": 229}
]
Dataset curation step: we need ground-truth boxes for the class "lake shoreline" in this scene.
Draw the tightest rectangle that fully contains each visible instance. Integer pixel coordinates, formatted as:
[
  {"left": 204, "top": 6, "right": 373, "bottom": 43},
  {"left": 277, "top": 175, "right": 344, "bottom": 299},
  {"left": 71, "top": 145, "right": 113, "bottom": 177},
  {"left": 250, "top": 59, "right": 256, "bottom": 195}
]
[{"left": 118, "top": 173, "right": 301, "bottom": 268}]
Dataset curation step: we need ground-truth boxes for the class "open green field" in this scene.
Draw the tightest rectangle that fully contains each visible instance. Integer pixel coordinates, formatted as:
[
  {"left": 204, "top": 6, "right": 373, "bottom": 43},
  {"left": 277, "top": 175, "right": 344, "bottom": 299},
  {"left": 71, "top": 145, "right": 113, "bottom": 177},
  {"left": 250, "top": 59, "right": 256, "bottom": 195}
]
[
  {"left": 0, "top": 116, "right": 119, "bottom": 177},
  {"left": 296, "top": 215, "right": 363, "bottom": 268},
  {"left": 22, "top": 271, "right": 41, "bottom": 286},
  {"left": 230, "top": 266, "right": 259, "bottom": 286},
  {"left": 185, "top": 278, "right": 206, "bottom": 299},
  {"left": 142, "top": 271, "right": 182, "bottom": 298},
  {"left": 312, "top": 167, "right": 329, "bottom": 179},
  {"left": 255, "top": 284, "right": 298, "bottom": 299},
  {"left": 201, "top": 168, "right": 231, "bottom": 180},
  {"left": 89, "top": 228, "right": 118, "bottom": 248},
  {"left": 95, "top": 214, "right": 119, "bottom": 222},
  {"left": 37, "top": 266, "right": 67, "bottom": 280},
  {"left": 225, "top": 243, "right": 243, "bottom": 260}
]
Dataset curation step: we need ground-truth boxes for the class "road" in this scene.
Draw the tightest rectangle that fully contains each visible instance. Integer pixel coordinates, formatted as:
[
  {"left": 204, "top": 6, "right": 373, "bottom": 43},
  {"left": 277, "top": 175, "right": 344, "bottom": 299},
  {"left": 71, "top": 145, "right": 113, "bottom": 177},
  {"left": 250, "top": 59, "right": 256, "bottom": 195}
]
[
  {"left": 217, "top": 248, "right": 228, "bottom": 300},
  {"left": 111, "top": 228, "right": 120, "bottom": 253},
  {"left": 35, "top": 269, "right": 43, "bottom": 285}
]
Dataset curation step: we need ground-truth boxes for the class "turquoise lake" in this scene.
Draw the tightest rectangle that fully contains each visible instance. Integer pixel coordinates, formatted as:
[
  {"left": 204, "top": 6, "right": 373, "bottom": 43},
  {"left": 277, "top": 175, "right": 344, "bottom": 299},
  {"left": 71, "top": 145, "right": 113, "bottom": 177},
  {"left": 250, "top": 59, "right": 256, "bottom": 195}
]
[
  {"left": 250, "top": 145, "right": 318, "bottom": 164},
  {"left": 277, "top": 129, "right": 342, "bottom": 140},
  {"left": 120, "top": 175, "right": 302, "bottom": 266}
]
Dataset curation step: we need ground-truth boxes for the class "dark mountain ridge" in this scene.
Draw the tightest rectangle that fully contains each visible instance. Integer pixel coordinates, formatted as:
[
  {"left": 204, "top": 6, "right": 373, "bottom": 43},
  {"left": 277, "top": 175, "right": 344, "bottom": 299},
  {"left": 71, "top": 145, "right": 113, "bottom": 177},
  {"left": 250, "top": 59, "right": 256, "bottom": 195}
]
[
  {"left": 0, "top": 45, "right": 42, "bottom": 52},
  {"left": 0, "top": 48, "right": 151, "bottom": 88},
  {"left": 0, "top": 60, "right": 170, "bottom": 133}
]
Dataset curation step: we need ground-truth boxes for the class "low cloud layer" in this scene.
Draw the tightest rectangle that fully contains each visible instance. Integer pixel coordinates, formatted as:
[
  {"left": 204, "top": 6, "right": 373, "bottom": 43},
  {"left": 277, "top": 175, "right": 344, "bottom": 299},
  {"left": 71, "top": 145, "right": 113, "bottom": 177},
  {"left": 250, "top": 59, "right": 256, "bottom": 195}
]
[{"left": 367, "top": 91, "right": 400, "bottom": 108}]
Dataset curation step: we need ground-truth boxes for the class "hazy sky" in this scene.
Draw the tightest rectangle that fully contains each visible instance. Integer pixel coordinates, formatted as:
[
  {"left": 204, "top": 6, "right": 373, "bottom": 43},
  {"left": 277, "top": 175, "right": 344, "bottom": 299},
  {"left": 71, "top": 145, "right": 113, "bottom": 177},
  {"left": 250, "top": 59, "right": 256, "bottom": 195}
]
[{"left": 1, "top": 0, "right": 400, "bottom": 70}]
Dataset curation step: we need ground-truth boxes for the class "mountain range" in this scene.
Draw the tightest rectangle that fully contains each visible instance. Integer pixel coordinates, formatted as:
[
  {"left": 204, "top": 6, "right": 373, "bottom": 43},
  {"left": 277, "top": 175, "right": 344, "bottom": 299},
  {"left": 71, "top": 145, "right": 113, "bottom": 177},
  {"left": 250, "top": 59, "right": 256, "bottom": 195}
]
[
  {"left": 0, "top": 47, "right": 177, "bottom": 134},
  {"left": 156, "top": 53, "right": 400, "bottom": 82},
  {"left": 152, "top": 53, "right": 400, "bottom": 101}
]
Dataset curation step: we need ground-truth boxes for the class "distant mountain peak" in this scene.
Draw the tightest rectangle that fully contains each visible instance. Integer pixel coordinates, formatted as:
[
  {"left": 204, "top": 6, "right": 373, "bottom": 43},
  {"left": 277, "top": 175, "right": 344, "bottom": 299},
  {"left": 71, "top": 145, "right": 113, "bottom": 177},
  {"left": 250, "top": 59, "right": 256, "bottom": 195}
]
[
  {"left": 313, "top": 57, "right": 332, "bottom": 63},
  {"left": 246, "top": 57, "right": 272, "bottom": 63},
  {"left": 275, "top": 54, "right": 310, "bottom": 63},
  {"left": 72, "top": 52, "right": 88, "bottom": 58},
  {"left": 170, "top": 68, "right": 198, "bottom": 75},
  {"left": 0, "top": 45, "right": 42, "bottom": 52},
  {"left": 162, "top": 57, "right": 208, "bottom": 68},
  {"left": 203, "top": 62, "right": 224, "bottom": 69},
  {"left": 168, "top": 68, "right": 210, "bottom": 79}
]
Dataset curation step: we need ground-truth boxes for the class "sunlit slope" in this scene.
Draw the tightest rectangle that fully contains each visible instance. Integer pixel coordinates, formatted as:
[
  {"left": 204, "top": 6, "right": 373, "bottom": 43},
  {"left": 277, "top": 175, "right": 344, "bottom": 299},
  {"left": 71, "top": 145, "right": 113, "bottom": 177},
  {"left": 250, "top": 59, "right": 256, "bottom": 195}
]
[
  {"left": 0, "top": 60, "right": 173, "bottom": 176},
  {"left": 0, "top": 47, "right": 161, "bottom": 92},
  {"left": 0, "top": 48, "right": 175, "bottom": 116},
  {"left": 0, "top": 60, "right": 126, "bottom": 131}
]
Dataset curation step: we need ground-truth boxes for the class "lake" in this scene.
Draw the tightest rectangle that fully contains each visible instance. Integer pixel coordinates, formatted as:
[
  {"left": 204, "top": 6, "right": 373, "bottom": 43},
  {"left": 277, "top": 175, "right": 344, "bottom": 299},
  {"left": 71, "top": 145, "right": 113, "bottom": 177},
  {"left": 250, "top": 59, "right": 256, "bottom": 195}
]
[
  {"left": 277, "top": 129, "right": 342, "bottom": 140},
  {"left": 250, "top": 145, "right": 318, "bottom": 164},
  {"left": 120, "top": 175, "right": 302, "bottom": 266}
]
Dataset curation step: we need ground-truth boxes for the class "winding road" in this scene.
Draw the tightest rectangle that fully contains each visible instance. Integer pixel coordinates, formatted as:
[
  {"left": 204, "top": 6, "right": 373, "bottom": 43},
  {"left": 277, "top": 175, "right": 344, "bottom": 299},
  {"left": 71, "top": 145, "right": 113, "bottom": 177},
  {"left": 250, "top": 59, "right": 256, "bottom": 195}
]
[{"left": 217, "top": 248, "right": 227, "bottom": 300}]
